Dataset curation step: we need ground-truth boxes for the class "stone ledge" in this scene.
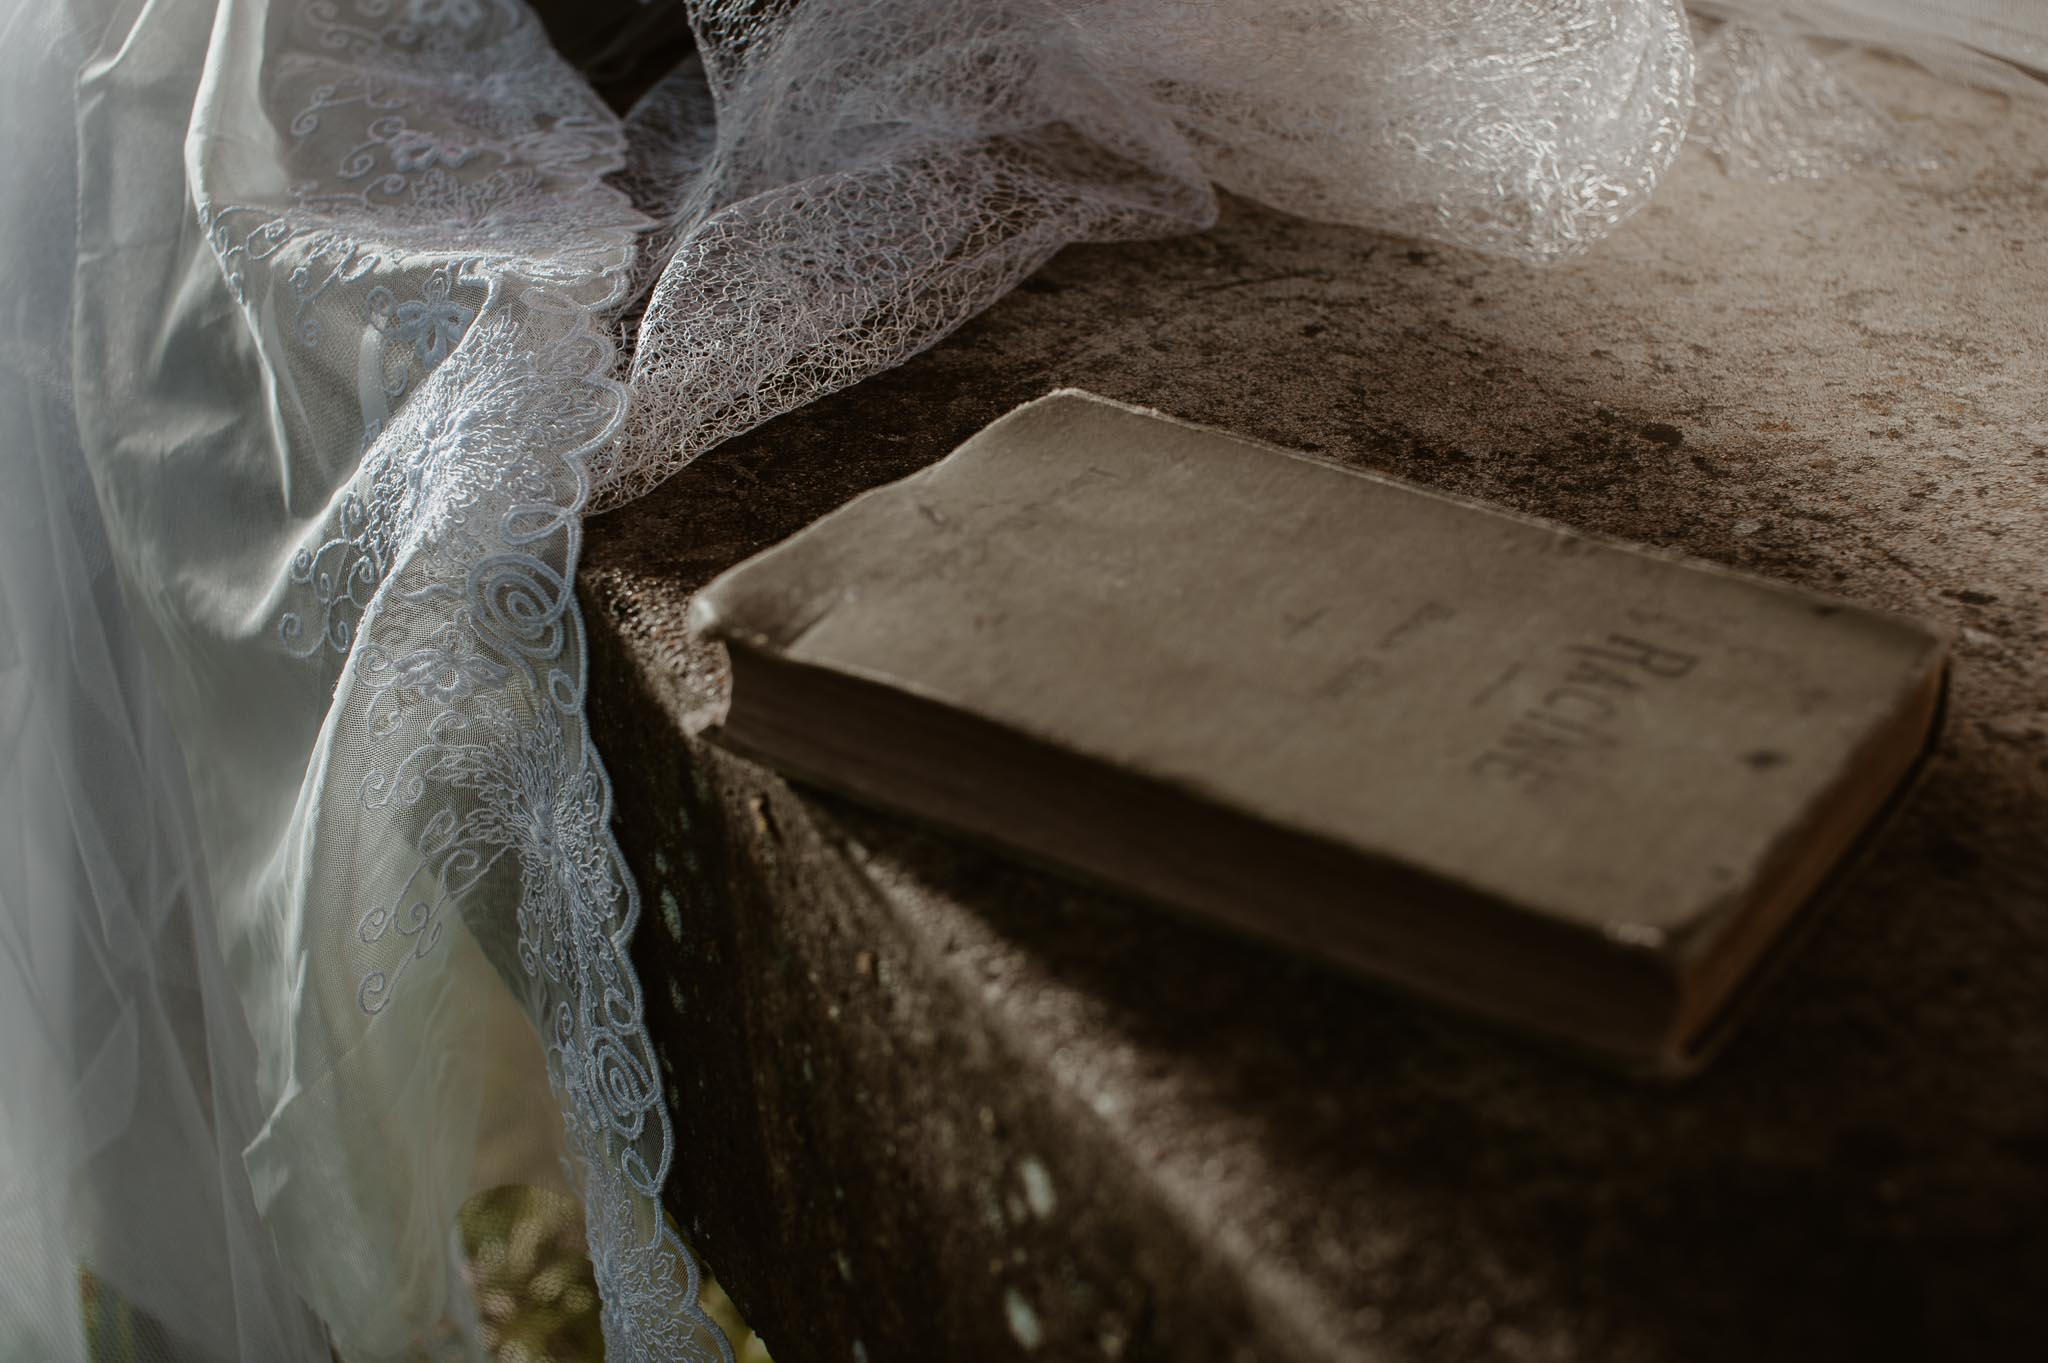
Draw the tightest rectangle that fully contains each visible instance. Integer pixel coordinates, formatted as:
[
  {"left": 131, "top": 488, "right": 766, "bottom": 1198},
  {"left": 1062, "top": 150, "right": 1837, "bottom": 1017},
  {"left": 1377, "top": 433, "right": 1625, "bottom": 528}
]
[{"left": 582, "top": 52, "right": 2048, "bottom": 1363}]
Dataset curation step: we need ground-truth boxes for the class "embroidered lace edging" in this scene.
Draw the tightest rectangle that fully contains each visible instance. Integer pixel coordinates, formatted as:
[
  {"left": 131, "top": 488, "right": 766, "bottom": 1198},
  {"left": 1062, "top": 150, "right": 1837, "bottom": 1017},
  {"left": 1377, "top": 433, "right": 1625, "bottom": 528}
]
[{"left": 192, "top": 2, "right": 730, "bottom": 1358}]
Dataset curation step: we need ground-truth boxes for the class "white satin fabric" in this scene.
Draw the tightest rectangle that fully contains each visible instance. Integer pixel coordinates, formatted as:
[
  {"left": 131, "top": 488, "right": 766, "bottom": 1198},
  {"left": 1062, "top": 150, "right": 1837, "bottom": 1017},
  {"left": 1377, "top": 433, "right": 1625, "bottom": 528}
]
[{"left": 0, "top": 2, "right": 2038, "bottom": 1361}]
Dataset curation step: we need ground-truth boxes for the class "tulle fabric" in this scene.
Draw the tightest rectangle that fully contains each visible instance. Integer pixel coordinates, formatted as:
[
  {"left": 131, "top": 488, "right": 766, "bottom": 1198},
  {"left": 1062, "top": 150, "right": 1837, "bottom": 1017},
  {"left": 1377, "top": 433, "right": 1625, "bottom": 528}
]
[
  {"left": 0, "top": 3, "right": 2039, "bottom": 1362},
  {"left": 597, "top": 0, "right": 1695, "bottom": 506},
  {"left": 1695, "top": 1, "right": 2048, "bottom": 179},
  {"left": 0, "top": 1, "right": 335, "bottom": 1358}
]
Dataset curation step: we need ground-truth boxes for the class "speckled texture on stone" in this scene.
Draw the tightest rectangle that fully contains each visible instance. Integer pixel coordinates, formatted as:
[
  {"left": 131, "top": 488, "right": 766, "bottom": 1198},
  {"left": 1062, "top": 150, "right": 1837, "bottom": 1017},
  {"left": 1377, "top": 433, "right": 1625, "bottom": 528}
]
[{"left": 581, "top": 52, "right": 2048, "bottom": 1363}]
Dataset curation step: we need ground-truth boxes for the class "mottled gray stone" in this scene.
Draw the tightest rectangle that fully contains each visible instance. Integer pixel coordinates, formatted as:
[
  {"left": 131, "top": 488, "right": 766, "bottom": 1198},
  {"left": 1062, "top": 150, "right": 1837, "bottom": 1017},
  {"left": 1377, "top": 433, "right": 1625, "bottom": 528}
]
[{"left": 581, "top": 52, "right": 2048, "bottom": 1363}]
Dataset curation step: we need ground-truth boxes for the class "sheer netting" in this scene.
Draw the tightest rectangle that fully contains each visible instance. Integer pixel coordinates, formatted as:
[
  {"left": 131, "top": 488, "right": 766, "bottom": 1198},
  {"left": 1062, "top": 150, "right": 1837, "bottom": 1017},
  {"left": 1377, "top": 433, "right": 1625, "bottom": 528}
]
[
  {"left": 1694, "top": 1, "right": 2048, "bottom": 180},
  {"left": 594, "top": 0, "right": 1696, "bottom": 507},
  {"left": 0, "top": 2, "right": 2041, "bottom": 1362}
]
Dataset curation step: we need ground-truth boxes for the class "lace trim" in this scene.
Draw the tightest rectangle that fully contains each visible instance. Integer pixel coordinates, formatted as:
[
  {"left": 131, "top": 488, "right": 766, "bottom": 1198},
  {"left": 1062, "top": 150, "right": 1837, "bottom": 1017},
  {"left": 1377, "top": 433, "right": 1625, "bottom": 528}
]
[{"left": 196, "top": 2, "right": 728, "bottom": 1358}]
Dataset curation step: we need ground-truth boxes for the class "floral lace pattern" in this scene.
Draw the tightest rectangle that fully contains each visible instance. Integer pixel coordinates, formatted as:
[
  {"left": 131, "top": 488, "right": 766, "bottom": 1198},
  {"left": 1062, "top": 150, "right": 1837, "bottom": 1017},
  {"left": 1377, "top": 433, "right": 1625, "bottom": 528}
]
[
  {"left": 594, "top": 0, "right": 1695, "bottom": 508},
  {"left": 181, "top": 0, "right": 1748, "bottom": 1356},
  {"left": 51, "top": 0, "right": 2034, "bottom": 1357},
  {"left": 195, "top": 2, "right": 727, "bottom": 1359}
]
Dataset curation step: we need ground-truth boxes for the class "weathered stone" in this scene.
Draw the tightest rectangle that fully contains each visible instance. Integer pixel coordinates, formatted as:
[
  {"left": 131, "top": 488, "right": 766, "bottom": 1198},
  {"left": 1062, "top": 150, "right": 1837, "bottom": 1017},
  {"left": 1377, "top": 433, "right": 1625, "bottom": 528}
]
[{"left": 581, "top": 52, "right": 2048, "bottom": 1363}]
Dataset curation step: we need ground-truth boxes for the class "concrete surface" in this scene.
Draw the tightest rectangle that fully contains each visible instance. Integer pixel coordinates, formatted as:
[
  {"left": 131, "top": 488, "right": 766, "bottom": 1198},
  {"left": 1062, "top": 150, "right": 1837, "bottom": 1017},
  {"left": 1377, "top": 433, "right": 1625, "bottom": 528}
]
[{"left": 581, "top": 50, "right": 2048, "bottom": 1363}]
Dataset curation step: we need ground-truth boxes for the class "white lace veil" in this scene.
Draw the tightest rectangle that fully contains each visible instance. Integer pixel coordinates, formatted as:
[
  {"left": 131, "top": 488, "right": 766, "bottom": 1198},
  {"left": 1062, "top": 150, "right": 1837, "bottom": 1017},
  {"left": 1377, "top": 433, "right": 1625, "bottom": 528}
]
[{"left": 0, "top": 3, "right": 2036, "bottom": 1361}]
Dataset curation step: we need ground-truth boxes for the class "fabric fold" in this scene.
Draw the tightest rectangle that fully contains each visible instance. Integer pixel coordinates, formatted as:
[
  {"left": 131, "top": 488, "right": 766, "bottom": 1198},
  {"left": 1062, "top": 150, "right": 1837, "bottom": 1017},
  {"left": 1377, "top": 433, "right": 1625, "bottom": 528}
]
[{"left": 18, "top": 2, "right": 2018, "bottom": 1359}]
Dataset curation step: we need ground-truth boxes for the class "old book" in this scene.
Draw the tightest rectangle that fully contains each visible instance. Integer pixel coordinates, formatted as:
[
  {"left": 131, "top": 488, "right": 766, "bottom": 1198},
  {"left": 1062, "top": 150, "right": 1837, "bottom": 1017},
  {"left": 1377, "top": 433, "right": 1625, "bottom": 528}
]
[{"left": 689, "top": 390, "right": 1948, "bottom": 1071}]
